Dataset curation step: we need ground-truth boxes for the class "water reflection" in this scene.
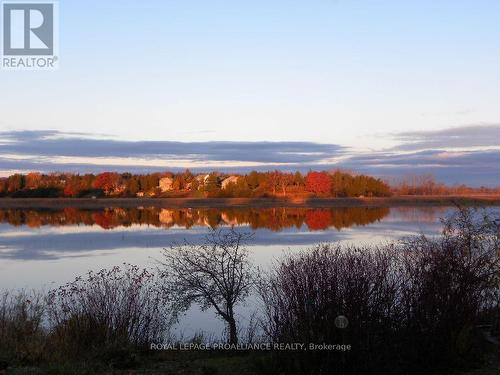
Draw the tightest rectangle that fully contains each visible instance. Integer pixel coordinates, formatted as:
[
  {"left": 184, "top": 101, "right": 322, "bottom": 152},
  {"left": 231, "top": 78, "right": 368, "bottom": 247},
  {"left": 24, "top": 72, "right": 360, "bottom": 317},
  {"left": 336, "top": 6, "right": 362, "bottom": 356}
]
[
  {"left": 0, "top": 206, "right": 452, "bottom": 263},
  {"left": 0, "top": 207, "right": 391, "bottom": 231},
  {"left": 0, "top": 206, "right": 453, "bottom": 294}
]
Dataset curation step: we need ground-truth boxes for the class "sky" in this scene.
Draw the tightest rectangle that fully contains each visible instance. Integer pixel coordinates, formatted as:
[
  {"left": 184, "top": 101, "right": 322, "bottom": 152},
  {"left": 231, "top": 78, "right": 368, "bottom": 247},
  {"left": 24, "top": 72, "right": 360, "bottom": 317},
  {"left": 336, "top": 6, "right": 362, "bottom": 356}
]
[{"left": 0, "top": 0, "right": 499, "bottom": 185}]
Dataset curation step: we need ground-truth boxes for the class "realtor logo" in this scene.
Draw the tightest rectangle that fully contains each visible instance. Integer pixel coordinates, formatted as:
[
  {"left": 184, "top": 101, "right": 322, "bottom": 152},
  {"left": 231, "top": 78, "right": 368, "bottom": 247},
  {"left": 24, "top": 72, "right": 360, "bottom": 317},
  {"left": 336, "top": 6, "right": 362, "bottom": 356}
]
[{"left": 1, "top": 1, "right": 58, "bottom": 69}]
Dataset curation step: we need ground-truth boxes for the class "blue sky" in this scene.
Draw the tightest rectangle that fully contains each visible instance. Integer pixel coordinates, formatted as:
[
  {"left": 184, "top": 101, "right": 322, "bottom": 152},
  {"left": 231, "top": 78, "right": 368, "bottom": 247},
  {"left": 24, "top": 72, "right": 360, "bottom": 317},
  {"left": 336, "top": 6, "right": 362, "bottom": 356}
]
[{"left": 0, "top": 1, "right": 499, "bottom": 185}]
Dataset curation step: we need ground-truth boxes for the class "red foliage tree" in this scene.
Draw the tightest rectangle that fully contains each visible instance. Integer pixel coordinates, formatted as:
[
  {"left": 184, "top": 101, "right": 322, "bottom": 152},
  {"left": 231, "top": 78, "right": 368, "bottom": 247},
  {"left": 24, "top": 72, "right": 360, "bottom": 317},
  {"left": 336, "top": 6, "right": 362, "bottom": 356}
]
[
  {"left": 305, "top": 172, "right": 331, "bottom": 195},
  {"left": 64, "top": 184, "right": 77, "bottom": 197},
  {"left": 93, "top": 172, "right": 120, "bottom": 195},
  {"left": 64, "top": 178, "right": 82, "bottom": 197}
]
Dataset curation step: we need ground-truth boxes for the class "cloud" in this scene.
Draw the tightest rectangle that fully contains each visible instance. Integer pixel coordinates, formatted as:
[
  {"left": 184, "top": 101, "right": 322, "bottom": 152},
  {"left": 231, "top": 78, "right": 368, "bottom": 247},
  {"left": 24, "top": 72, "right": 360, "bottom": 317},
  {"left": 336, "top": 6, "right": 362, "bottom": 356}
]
[
  {"left": 346, "top": 149, "right": 500, "bottom": 167},
  {"left": 392, "top": 123, "right": 500, "bottom": 151},
  {"left": 0, "top": 130, "right": 345, "bottom": 165}
]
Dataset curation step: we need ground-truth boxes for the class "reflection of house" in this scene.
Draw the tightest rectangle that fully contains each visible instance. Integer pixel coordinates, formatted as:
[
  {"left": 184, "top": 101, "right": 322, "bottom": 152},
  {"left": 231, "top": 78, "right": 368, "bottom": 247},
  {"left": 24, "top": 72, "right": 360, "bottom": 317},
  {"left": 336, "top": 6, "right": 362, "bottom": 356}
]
[
  {"left": 159, "top": 209, "right": 174, "bottom": 225},
  {"left": 221, "top": 176, "right": 240, "bottom": 189},
  {"left": 159, "top": 177, "right": 174, "bottom": 192}
]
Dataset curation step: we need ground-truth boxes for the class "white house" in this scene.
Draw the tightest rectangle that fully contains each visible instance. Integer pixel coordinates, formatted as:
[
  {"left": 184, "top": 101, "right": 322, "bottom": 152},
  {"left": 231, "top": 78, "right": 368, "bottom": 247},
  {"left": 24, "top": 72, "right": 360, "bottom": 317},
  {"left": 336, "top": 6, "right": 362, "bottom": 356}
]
[
  {"left": 221, "top": 176, "right": 240, "bottom": 189},
  {"left": 159, "top": 177, "right": 174, "bottom": 192}
]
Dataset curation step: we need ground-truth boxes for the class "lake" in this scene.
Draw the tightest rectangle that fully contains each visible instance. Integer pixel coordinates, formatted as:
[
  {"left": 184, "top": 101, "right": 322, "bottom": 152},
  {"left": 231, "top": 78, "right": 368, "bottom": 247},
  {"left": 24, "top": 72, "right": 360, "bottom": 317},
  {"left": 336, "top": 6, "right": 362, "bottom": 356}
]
[{"left": 0, "top": 205, "right": 485, "bottom": 338}]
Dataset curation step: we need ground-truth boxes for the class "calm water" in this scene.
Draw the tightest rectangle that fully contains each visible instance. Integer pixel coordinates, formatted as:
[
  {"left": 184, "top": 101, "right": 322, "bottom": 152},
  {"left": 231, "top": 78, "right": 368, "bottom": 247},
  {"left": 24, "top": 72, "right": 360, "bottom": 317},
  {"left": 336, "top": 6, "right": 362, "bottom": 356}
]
[{"left": 0, "top": 205, "right": 468, "bottom": 337}]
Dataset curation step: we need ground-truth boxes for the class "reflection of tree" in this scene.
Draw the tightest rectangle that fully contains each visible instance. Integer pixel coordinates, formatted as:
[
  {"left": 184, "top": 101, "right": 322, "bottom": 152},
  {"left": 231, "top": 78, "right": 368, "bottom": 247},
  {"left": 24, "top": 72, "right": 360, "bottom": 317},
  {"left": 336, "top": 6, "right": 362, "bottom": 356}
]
[
  {"left": 0, "top": 207, "right": 391, "bottom": 231},
  {"left": 91, "top": 212, "right": 113, "bottom": 230},
  {"left": 330, "top": 207, "right": 391, "bottom": 230},
  {"left": 305, "top": 209, "right": 332, "bottom": 230}
]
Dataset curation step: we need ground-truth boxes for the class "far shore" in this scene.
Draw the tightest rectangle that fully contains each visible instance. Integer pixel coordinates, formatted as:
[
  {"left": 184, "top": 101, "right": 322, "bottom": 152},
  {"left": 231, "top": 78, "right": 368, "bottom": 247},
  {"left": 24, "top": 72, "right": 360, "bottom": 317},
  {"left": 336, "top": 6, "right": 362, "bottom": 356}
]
[{"left": 0, "top": 195, "right": 499, "bottom": 209}]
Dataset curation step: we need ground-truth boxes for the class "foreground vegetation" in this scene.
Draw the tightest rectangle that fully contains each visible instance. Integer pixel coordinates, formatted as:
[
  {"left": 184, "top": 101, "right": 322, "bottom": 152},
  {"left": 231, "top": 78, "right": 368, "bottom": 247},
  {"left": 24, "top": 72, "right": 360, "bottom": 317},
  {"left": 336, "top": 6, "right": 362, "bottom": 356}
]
[
  {"left": 260, "top": 208, "right": 500, "bottom": 374},
  {"left": 1, "top": 208, "right": 499, "bottom": 374}
]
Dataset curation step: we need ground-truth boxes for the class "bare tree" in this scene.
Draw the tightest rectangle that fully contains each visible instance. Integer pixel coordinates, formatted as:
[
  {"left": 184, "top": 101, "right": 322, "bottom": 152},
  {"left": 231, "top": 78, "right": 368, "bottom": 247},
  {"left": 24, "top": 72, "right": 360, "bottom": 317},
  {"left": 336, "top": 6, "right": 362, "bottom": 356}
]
[{"left": 158, "top": 228, "right": 254, "bottom": 344}]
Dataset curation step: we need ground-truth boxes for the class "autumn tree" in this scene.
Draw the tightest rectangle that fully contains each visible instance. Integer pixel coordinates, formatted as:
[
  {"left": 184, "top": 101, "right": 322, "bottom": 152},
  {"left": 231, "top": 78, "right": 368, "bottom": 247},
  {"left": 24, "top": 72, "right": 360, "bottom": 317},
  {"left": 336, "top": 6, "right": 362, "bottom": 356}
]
[
  {"left": 221, "top": 178, "right": 251, "bottom": 198},
  {"left": 64, "top": 176, "right": 82, "bottom": 197},
  {"left": 267, "top": 171, "right": 280, "bottom": 195},
  {"left": 127, "top": 177, "right": 140, "bottom": 196},
  {"left": 139, "top": 173, "right": 160, "bottom": 194},
  {"left": 246, "top": 171, "right": 261, "bottom": 190},
  {"left": 395, "top": 174, "right": 436, "bottom": 195},
  {"left": 189, "top": 178, "right": 200, "bottom": 191},
  {"left": 0, "top": 178, "right": 7, "bottom": 195},
  {"left": 93, "top": 172, "right": 121, "bottom": 195},
  {"left": 25, "top": 172, "right": 42, "bottom": 189},
  {"left": 180, "top": 169, "right": 194, "bottom": 188},
  {"left": 278, "top": 173, "right": 293, "bottom": 196},
  {"left": 7, "top": 174, "right": 25, "bottom": 193},
  {"left": 204, "top": 173, "right": 220, "bottom": 197},
  {"left": 305, "top": 171, "right": 331, "bottom": 195},
  {"left": 293, "top": 171, "right": 305, "bottom": 187}
]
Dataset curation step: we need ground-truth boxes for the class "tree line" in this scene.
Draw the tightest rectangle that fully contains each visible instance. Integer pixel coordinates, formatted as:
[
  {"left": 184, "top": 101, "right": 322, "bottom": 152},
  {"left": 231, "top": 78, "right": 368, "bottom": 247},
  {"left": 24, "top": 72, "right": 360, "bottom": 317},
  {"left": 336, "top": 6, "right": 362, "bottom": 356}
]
[
  {"left": 0, "top": 170, "right": 496, "bottom": 198},
  {"left": 390, "top": 173, "right": 500, "bottom": 195},
  {"left": 0, "top": 170, "right": 391, "bottom": 198}
]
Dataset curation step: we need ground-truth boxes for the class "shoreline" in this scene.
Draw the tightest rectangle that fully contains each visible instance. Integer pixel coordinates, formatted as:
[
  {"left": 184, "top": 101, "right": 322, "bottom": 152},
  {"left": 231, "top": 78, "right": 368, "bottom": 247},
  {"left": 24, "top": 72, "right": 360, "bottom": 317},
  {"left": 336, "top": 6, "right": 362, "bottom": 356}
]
[{"left": 0, "top": 195, "right": 499, "bottom": 209}]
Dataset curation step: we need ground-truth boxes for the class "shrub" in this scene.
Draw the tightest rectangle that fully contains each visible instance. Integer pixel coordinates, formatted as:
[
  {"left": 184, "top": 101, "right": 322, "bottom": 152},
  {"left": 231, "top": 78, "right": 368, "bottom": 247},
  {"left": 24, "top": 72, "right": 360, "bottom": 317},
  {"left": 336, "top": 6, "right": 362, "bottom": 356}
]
[
  {"left": 0, "top": 290, "right": 46, "bottom": 364},
  {"left": 260, "top": 244, "right": 403, "bottom": 374},
  {"left": 260, "top": 208, "right": 500, "bottom": 374},
  {"left": 47, "top": 264, "right": 175, "bottom": 360},
  {"left": 397, "top": 208, "right": 500, "bottom": 369}
]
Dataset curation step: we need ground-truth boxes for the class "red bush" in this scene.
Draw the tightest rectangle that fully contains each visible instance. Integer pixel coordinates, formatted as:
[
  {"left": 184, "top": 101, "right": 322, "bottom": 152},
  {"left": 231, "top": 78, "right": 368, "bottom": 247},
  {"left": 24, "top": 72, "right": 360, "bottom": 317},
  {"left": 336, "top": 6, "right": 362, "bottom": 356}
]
[{"left": 305, "top": 172, "right": 331, "bottom": 195}]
